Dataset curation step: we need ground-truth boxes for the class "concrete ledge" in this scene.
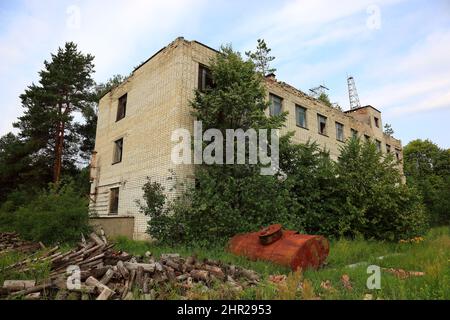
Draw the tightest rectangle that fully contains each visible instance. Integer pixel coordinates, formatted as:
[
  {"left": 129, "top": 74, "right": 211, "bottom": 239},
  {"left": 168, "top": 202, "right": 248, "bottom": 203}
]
[{"left": 90, "top": 216, "right": 135, "bottom": 239}]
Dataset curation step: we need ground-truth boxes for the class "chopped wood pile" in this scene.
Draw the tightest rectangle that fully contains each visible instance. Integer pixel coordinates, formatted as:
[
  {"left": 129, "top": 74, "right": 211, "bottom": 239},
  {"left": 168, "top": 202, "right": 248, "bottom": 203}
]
[
  {"left": 0, "top": 232, "right": 44, "bottom": 254},
  {"left": 0, "top": 232, "right": 260, "bottom": 300}
]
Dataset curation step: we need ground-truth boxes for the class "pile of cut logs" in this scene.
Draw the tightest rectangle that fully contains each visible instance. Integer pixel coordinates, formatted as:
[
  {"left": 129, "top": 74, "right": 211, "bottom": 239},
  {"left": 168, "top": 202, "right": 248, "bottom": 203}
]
[
  {"left": 0, "top": 232, "right": 43, "bottom": 254},
  {"left": 0, "top": 232, "right": 259, "bottom": 300}
]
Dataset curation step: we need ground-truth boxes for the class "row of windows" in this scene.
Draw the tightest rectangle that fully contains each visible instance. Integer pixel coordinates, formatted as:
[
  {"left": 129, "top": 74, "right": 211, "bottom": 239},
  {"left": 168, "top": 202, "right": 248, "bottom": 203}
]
[
  {"left": 269, "top": 93, "right": 401, "bottom": 159},
  {"left": 270, "top": 93, "right": 347, "bottom": 142}
]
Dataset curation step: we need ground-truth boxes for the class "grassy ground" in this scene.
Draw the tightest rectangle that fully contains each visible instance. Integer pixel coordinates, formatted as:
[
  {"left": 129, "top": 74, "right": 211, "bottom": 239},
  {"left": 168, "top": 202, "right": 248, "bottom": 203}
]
[
  {"left": 113, "top": 226, "right": 450, "bottom": 300},
  {"left": 1, "top": 227, "right": 448, "bottom": 300}
]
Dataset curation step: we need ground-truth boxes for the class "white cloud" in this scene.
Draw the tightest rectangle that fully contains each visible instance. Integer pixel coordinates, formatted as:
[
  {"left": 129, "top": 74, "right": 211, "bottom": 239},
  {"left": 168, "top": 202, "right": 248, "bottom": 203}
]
[
  {"left": 364, "top": 30, "right": 450, "bottom": 117},
  {"left": 0, "top": 0, "right": 207, "bottom": 136}
]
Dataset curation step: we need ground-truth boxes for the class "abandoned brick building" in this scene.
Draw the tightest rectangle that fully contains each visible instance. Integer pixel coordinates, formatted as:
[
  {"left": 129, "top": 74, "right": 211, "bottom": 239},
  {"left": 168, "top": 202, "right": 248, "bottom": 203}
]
[{"left": 89, "top": 37, "right": 403, "bottom": 240}]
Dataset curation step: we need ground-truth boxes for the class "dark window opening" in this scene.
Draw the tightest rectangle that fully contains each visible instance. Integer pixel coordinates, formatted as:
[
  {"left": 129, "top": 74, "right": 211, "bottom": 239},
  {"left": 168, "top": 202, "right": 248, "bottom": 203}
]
[
  {"left": 317, "top": 114, "right": 327, "bottom": 135},
  {"left": 395, "top": 149, "right": 401, "bottom": 161},
  {"left": 109, "top": 187, "right": 119, "bottom": 215},
  {"left": 336, "top": 122, "right": 344, "bottom": 141},
  {"left": 364, "top": 134, "right": 371, "bottom": 142},
  {"left": 269, "top": 94, "right": 283, "bottom": 116},
  {"left": 376, "top": 140, "right": 382, "bottom": 152},
  {"left": 351, "top": 128, "right": 358, "bottom": 138},
  {"left": 295, "top": 105, "right": 307, "bottom": 128},
  {"left": 113, "top": 138, "right": 123, "bottom": 164},
  {"left": 374, "top": 117, "right": 380, "bottom": 128},
  {"left": 116, "top": 94, "right": 127, "bottom": 122},
  {"left": 386, "top": 144, "right": 391, "bottom": 153},
  {"left": 198, "top": 65, "right": 214, "bottom": 92}
]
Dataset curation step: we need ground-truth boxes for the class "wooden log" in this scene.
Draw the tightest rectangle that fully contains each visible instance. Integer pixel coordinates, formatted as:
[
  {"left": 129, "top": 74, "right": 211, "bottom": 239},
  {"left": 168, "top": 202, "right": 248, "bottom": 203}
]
[
  {"left": 203, "top": 265, "right": 225, "bottom": 279},
  {"left": 99, "top": 228, "right": 108, "bottom": 245},
  {"left": 3, "top": 280, "right": 36, "bottom": 292},
  {"left": 89, "top": 232, "right": 104, "bottom": 246},
  {"left": 85, "top": 276, "right": 111, "bottom": 292},
  {"left": 135, "top": 266, "right": 144, "bottom": 289},
  {"left": 161, "top": 253, "right": 180, "bottom": 260},
  {"left": 96, "top": 287, "right": 114, "bottom": 300},
  {"left": 25, "top": 292, "right": 41, "bottom": 300},
  {"left": 239, "top": 269, "right": 259, "bottom": 281},
  {"left": 190, "top": 270, "right": 209, "bottom": 282},
  {"left": 100, "top": 268, "right": 115, "bottom": 285},
  {"left": 142, "top": 274, "right": 149, "bottom": 294},
  {"left": 117, "top": 261, "right": 130, "bottom": 280},
  {"left": 123, "top": 262, "right": 155, "bottom": 273},
  {"left": 164, "top": 259, "right": 180, "bottom": 271},
  {"left": 11, "top": 281, "right": 54, "bottom": 297}
]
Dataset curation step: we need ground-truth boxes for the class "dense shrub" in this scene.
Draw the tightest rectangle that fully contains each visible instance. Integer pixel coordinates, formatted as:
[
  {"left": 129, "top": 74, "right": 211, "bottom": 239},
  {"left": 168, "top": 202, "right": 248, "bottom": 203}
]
[
  {"left": 12, "top": 182, "right": 91, "bottom": 244},
  {"left": 334, "top": 138, "right": 428, "bottom": 240}
]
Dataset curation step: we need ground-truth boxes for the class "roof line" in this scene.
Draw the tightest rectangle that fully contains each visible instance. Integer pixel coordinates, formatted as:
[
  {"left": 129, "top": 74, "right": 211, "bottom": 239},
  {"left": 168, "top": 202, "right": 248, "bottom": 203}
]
[{"left": 344, "top": 105, "right": 382, "bottom": 114}]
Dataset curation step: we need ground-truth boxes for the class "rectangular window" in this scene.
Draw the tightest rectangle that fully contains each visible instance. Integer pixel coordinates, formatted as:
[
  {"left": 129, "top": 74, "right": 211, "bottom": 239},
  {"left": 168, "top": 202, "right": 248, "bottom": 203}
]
[
  {"left": 269, "top": 94, "right": 283, "bottom": 116},
  {"left": 113, "top": 138, "right": 123, "bottom": 164},
  {"left": 386, "top": 144, "right": 391, "bottom": 153},
  {"left": 109, "top": 187, "right": 119, "bottom": 215},
  {"left": 295, "top": 105, "right": 307, "bottom": 128},
  {"left": 395, "top": 149, "right": 401, "bottom": 161},
  {"left": 198, "top": 64, "right": 213, "bottom": 92},
  {"left": 116, "top": 94, "right": 127, "bottom": 122},
  {"left": 374, "top": 117, "right": 380, "bottom": 128},
  {"left": 376, "top": 140, "right": 382, "bottom": 152},
  {"left": 364, "top": 134, "right": 371, "bottom": 142},
  {"left": 317, "top": 114, "right": 327, "bottom": 135},
  {"left": 351, "top": 128, "right": 358, "bottom": 138},
  {"left": 336, "top": 122, "right": 344, "bottom": 142}
]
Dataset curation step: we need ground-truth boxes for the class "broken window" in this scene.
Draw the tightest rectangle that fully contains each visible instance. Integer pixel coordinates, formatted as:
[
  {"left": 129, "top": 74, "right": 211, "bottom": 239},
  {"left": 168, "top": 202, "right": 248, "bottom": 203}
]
[
  {"left": 198, "top": 64, "right": 214, "bottom": 92},
  {"left": 336, "top": 122, "right": 344, "bottom": 142},
  {"left": 113, "top": 138, "right": 123, "bottom": 164},
  {"left": 295, "top": 105, "right": 307, "bottom": 128},
  {"left": 386, "top": 144, "right": 391, "bottom": 153},
  {"left": 269, "top": 94, "right": 283, "bottom": 116},
  {"left": 116, "top": 94, "right": 127, "bottom": 122},
  {"left": 109, "top": 187, "right": 119, "bottom": 215},
  {"left": 317, "top": 114, "right": 327, "bottom": 135},
  {"left": 376, "top": 140, "right": 382, "bottom": 152},
  {"left": 395, "top": 149, "right": 402, "bottom": 161},
  {"left": 374, "top": 117, "right": 380, "bottom": 128},
  {"left": 351, "top": 128, "right": 358, "bottom": 138}
]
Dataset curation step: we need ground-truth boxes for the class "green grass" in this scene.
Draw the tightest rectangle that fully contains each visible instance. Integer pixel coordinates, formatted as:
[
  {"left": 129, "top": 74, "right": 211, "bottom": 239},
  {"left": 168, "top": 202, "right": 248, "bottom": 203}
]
[
  {"left": 1, "top": 227, "right": 448, "bottom": 300},
  {"left": 114, "top": 226, "right": 450, "bottom": 300}
]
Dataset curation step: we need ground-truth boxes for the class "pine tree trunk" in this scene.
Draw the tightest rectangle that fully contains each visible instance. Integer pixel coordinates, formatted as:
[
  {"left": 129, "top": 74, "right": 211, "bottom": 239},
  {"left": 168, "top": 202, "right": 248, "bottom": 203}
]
[{"left": 53, "top": 120, "right": 65, "bottom": 183}]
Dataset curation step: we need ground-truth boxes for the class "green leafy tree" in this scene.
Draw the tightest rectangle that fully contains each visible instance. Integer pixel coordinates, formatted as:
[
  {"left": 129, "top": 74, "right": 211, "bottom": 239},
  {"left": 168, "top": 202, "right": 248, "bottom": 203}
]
[
  {"left": 404, "top": 139, "right": 450, "bottom": 225},
  {"left": 15, "top": 42, "right": 96, "bottom": 183},
  {"left": 245, "top": 39, "right": 276, "bottom": 76},
  {"left": 336, "top": 138, "right": 427, "bottom": 240}
]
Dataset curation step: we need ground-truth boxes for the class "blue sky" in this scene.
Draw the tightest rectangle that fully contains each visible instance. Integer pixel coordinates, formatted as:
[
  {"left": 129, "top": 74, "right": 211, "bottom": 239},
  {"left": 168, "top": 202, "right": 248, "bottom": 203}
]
[{"left": 1, "top": 0, "right": 449, "bottom": 148}]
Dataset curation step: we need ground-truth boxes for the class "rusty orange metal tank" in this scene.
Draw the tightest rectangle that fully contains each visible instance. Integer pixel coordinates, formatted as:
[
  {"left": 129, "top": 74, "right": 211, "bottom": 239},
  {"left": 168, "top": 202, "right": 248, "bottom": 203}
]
[{"left": 228, "top": 224, "right": 329, "bottom": 271}]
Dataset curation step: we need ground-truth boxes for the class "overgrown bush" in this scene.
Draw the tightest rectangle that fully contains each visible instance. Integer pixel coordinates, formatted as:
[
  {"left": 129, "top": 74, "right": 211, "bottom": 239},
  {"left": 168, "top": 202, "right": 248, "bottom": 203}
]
[
  {"left": 334, "top": 138, "right": 428, "bottom": 240},
  {"left": 12, "top": 182, "right": 91, "bottom": 244}
]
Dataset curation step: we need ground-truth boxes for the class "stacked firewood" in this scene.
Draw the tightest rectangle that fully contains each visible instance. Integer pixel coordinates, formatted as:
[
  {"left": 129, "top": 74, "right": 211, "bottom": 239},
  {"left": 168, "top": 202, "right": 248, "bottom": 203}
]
[
  {"left": 1, "top": 232, "right": 260, "bottom": 300},
  {"left": 0, "top": 232, "right": 43, "bottom": 254}
]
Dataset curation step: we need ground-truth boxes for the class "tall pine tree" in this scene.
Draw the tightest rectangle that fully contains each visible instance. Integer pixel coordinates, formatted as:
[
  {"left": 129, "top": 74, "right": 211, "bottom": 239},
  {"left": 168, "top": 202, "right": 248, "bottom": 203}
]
[{"left": 15, "top": 42, "right": 95, "bottom": 182}]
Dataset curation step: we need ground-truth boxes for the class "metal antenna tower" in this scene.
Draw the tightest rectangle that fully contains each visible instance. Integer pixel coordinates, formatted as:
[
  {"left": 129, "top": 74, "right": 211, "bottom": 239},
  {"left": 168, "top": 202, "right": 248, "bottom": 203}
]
[
  {"left": 347, "top": 76, "right": 362, "bottom": 109},
  {"left": 309, "top": 84, "right": 329, "bottom": 98}
]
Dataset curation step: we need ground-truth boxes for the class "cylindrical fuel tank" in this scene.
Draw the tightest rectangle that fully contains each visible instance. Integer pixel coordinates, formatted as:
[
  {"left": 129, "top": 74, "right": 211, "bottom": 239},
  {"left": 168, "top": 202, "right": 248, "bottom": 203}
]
[{"left": 228, "top": 224, "right": 329, "bottom": 271}]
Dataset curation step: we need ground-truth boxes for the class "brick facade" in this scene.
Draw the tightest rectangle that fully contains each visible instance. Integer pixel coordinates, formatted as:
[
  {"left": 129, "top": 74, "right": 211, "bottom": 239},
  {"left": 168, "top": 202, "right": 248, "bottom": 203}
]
[{"left": 89, "top": 37, "right": 403, "bottom": 240}]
